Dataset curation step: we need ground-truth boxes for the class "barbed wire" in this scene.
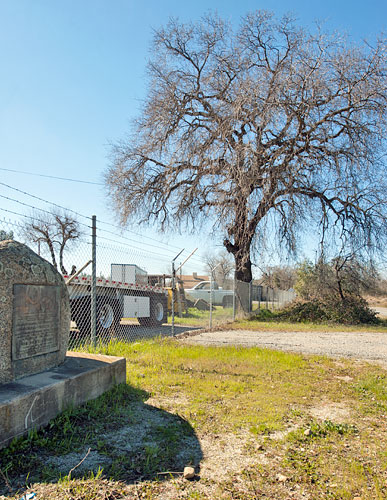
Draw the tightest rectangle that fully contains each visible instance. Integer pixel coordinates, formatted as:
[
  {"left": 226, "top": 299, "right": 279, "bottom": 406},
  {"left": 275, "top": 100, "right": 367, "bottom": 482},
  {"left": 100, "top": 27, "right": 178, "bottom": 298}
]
[
  {"left": 97, "top": 224, "right": 209, "bottom": 265},
  {"left": 0, "top": 193, "right": 92, "bottom": 229},
  {"left": 95, "top": 242, "right": 173, "bottom": 265},
  {"left": 96, "top": 234, "right": 205, "bottom": 265},
  {"left": 0, "top": 181, "right": 92, "bottom": 221},
  {"left": 0, "top": 180, "right": 206, "bottom": 258},
  {"left": 1, "top": 214, "right": 206, "bottom": 273},
  {"left": 0, "top": 183, "right": 209, "bottom": 267},
  {"left": 95, "top": 225, "right": 206, "bottom": 264}
]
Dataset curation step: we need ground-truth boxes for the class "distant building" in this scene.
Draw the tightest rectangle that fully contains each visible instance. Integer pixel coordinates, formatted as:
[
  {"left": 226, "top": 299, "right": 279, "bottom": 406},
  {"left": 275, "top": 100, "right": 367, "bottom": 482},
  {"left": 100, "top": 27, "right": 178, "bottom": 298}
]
[
  {"left": 179, "top": 273, "right": 209, "bottom": 289},
  {"left": 146, "top": 272, "right": 209, "bottom": 289}
]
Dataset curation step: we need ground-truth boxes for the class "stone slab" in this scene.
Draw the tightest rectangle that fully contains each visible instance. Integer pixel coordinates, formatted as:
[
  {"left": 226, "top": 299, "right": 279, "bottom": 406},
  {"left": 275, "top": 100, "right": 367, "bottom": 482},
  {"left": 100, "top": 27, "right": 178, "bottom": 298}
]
[
  {"left": 0, "top": 352, "right": 126, "bottom": 449},
  {"left": 12, "top": 284, "right": 61, "bottom": 360}
]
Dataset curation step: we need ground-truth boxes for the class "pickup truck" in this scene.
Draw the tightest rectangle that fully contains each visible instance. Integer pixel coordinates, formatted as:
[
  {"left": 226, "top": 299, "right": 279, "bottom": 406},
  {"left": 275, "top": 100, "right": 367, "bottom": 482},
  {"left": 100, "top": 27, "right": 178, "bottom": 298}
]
[{"left": 185, "top": 281, "right": 234, "bottom": 308}]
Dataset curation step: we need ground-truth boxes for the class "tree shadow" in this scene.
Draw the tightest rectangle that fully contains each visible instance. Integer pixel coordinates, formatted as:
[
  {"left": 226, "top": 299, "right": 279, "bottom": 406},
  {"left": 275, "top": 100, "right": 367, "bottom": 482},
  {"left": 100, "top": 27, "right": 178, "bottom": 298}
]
[{"left": 0, "top": 384, "right": 202, "bottom": 495}]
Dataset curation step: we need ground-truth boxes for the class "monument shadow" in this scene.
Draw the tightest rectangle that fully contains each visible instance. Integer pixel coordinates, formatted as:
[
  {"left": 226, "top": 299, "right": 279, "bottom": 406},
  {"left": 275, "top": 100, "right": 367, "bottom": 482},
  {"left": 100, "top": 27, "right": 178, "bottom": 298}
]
[{"left": 0, "top": 382, "right": 203, "bottom": 495}]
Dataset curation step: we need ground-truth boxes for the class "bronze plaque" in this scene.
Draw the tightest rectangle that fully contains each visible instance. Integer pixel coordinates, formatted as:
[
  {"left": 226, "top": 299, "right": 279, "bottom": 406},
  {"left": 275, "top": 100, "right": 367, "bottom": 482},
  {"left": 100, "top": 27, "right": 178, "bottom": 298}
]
[{"left": 12, "top": 284, "right": 61, "bottom": 361}]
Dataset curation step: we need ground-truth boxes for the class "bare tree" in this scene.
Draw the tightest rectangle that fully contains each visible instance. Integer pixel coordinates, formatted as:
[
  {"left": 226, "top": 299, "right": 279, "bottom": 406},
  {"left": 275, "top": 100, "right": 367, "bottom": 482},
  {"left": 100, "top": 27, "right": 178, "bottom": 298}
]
[
  {"left": 204, "top": 251, "right": 234, "bottom": 288},
  {"left": 22, "top": 209, "right": 82, "bottom": 274},
  {"left": 259, "top": 265, "right": 297, "bottom": 290},
  {"left": 106, "top": 11, "right": 387, "bottom": 287},
  {"left": 0, "top": 229, "right": 14, "bottom": 241}
]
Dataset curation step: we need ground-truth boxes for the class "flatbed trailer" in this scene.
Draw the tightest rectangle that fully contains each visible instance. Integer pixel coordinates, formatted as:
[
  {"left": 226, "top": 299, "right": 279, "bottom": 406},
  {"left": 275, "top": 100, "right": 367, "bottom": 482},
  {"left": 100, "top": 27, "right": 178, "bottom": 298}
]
[{"left": 64, "top": 274, "right": 168, "bottom": 336}]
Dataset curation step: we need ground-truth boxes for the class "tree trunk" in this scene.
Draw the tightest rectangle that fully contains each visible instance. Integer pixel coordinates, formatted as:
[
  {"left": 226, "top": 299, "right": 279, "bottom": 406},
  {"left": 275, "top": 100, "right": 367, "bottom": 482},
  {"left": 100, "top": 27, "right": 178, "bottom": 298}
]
[
  {"left": 46, "top": 240, "right": 58, "bottom": 270},
  {"left": 224, "top": 238, "right": 253, "bottom": 314},
  {"left": 59, "top": 243, "right": 67, "bottom": 275}
]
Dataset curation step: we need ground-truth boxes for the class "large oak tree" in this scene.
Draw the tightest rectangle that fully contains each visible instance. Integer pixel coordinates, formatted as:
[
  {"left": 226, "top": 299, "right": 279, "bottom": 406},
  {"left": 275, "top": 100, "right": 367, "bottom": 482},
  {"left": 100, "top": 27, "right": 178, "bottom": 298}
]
[{"left": 106, "top": 11, "right": 387, "bottom": 283}]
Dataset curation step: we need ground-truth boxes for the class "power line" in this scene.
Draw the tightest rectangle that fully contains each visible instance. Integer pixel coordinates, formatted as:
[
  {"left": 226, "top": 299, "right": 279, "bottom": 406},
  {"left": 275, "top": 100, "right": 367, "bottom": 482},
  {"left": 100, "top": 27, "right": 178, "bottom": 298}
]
[
  {"left": 96, "top": 239, "right": 204, "bottom": 269},
  {"left": 0, "top": 167, "right": 103, "bottom": 185}
]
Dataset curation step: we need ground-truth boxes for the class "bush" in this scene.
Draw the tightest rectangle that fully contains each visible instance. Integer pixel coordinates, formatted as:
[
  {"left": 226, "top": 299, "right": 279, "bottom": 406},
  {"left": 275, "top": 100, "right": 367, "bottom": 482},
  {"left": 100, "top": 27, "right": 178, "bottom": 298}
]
[
  {"left": 279, "top": 295, "right": 379, "bottom": 325},
  {"left": 249, "top": 308, "right": 276, "bottom": 321},
  {"left": 278, "top": 300, "right": 328, "bottom": 323}
]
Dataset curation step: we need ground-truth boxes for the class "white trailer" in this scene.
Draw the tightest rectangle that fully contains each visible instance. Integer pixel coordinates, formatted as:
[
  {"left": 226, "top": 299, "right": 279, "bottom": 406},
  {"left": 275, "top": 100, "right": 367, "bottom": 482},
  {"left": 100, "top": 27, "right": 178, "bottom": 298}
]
[{"left": 65, "top": 266, "right": 168, "bottom": 337}]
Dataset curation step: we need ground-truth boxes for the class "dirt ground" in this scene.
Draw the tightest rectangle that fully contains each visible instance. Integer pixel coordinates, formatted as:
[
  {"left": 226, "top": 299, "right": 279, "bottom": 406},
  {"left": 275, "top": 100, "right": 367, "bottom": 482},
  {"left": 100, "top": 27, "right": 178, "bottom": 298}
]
[
  {"left": 374, "top": 306, "right": 387, "bottom": 318},
  {"left": 178, "top": 328, "right": 387, "bottom": 369}
]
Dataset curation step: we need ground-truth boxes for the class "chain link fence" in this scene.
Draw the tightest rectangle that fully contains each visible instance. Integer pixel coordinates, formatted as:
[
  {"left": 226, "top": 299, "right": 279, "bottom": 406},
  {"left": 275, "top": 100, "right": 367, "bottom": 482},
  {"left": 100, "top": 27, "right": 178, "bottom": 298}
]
[
  {"left": 250, "top": 284, "right": 296, "bottom": 313},
  {"left": 1, "top": 212, "right": 296, "bottom": 347}
]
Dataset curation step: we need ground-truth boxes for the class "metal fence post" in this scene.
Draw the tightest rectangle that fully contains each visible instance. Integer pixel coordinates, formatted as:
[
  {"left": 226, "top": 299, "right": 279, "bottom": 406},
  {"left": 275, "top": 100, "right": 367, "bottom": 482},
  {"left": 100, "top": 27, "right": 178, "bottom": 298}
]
[
  {"left": 209, "top": 263, "right": 220, "bottom": 329},
  {"left": 91, "top": 215, "right": 97, "bottom": 348},
  {"left": 171, "top": 249, "right": 184, "bottom": 337},
  {"left": 171, "top": 261, "right": 175, "bottom": 336},
  {"left": 209, "top": 272, "right": 213, "bottom": 329},
  {"left": 232, "top": 273, "right": 236, "bottom": 321}
]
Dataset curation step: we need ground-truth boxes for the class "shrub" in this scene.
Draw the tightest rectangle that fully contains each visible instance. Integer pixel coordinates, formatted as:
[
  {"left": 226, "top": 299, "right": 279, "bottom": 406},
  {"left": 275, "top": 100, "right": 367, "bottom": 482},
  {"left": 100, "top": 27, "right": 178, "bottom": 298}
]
[
  {"left": 279, "top": 295, "right": 379, "bottom": 325},
  {"left": 249, "top": 308, "right": 276, "bottom": 321},
  {"left": 323, "top": 295, "right": 379, "bottom": 324}
]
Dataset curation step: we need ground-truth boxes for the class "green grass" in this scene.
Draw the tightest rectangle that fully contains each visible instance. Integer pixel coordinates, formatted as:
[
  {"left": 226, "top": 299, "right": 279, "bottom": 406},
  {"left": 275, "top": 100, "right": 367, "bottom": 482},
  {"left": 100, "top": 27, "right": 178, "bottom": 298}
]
[
  {"left": 2, "top": 339, "right": 387, "bottom": 499},
  {"left": 168, "top": 306, "right": 234, "bottom": 327},
  {"left": 169, "top": 304, "right": 387, "bottom": 332},
  {"left": 103, "top": 339, "right": 314, "bottom": 433}
]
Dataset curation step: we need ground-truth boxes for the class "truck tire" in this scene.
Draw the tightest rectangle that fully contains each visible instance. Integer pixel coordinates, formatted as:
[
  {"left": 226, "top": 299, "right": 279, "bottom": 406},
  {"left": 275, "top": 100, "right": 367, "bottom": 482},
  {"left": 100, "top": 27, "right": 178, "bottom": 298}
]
[
  {"left": 222, "top": 295, "right": 233, "bottom": 308},
  {"left": 138, "top": 296, "right": 167, "bottom": 327},
  {"left": 70, "top": 297, "right": 121, "bottom": 341}
]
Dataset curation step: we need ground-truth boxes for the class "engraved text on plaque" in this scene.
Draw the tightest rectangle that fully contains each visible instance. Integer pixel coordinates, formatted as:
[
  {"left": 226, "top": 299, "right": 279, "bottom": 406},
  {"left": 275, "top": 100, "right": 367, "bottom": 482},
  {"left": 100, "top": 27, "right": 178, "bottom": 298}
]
[{"left": 12, "top": 284, "right": 61, "bottom": 360}]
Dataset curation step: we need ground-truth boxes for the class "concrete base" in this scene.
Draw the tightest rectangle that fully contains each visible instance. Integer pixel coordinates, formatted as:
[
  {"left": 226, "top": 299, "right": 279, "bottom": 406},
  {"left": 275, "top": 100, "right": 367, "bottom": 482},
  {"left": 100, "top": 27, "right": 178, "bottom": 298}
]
[{"left": 0, "top": 352, "right": 126, "bottom": 449}]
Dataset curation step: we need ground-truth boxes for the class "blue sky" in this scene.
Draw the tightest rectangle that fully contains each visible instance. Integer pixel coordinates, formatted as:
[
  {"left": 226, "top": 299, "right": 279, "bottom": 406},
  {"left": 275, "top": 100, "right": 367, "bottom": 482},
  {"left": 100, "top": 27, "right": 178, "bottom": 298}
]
[{"left": 0, "top": 0, "right": 386, "bottom": 275}]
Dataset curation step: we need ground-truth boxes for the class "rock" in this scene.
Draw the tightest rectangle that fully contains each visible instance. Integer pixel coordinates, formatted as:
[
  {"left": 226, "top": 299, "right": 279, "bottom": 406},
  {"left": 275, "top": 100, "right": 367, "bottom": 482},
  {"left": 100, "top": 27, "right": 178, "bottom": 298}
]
[
  {"left": 304, "top": 429, "right": 311, "bottom": 436},
  {"left": 193, "top": 299, "right": 210, "bottom": 311},
  {"left": 183, "top": 466, "right": 195, "bottom": 480},
  {"left": 276, "top": 473, "right": 288, "bottom": 482}
]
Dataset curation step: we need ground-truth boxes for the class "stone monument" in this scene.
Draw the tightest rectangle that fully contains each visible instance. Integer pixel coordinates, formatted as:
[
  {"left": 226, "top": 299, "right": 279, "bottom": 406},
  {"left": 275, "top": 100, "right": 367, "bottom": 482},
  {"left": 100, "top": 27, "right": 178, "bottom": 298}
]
[
  {"left": 0, "top": 239, "right": 70, "bottom": 384},
  {"left": 0, "top": 240, "right": 126, "bottom": 449}
]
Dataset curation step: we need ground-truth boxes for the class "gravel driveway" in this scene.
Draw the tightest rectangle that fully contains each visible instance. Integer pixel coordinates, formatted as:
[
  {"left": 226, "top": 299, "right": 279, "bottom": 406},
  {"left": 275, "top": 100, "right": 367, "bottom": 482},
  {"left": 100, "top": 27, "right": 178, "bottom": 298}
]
[{"left": 179, "top": 329, "right": 387, "bottom": 368}]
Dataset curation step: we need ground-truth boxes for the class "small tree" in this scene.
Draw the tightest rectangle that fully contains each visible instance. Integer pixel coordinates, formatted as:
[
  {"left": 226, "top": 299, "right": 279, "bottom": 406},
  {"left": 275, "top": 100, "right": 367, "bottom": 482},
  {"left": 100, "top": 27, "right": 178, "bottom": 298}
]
[
  {"left": 260, "top": 265, "right": 297, "bottom": 290},
  {"left": 285, "top": 255, "right": 379, "bottom": 323},
  {"left": 295, "top": 255, "right": 378, "bottom": 301},
  {"left": 204, "top": 251, "right": 234, "bottom": 288},
  {"left": 22, "top": 209, "right": 82, "bottom": 274}
]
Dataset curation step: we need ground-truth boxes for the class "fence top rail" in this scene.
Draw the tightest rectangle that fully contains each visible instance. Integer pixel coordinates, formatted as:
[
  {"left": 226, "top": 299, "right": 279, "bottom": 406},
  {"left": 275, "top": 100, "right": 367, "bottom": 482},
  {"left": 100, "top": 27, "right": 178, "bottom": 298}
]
[{"left": 63, "top": 275, "right": 168, "bottom": 295}]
